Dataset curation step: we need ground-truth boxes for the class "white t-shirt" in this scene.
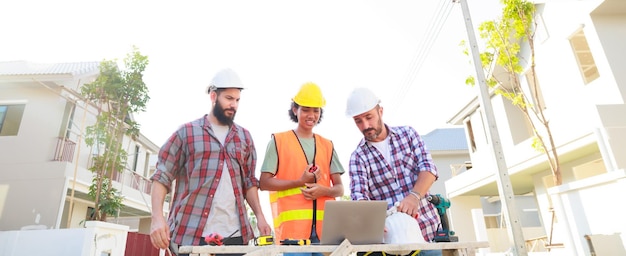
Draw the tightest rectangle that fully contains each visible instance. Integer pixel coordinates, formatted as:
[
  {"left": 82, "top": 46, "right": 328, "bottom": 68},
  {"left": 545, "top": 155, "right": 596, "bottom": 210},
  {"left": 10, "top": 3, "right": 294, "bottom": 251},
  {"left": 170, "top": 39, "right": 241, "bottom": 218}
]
[
  {"left": 370, "top": 136, "right": 391, "bottom": 165},
  {"left": 203, "top": 122, "right": 241, "bottom": 237}
]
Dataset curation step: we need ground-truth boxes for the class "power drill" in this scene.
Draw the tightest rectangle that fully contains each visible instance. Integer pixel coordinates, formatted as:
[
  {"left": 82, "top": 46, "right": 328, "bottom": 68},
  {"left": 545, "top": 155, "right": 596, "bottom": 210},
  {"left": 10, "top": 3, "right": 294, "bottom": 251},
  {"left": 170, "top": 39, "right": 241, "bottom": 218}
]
[{"left": 427, "top": 194, "right": 459, "bottom": 242}]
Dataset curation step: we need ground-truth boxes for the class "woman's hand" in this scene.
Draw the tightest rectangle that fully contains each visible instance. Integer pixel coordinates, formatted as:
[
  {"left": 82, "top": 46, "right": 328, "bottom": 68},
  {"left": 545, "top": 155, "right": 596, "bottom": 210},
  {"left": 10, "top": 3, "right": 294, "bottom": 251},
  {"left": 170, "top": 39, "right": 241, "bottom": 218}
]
[{"left": 301, "top": 183, "right": 325, "bottom": 200}]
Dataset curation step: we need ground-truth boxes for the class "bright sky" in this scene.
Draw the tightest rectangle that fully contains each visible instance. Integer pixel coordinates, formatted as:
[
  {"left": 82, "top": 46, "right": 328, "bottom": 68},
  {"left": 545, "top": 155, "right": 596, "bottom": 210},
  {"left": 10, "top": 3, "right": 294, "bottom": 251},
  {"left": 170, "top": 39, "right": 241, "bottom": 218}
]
[{"left": 1, "top": 0, "right": 501, "bottom": 221}]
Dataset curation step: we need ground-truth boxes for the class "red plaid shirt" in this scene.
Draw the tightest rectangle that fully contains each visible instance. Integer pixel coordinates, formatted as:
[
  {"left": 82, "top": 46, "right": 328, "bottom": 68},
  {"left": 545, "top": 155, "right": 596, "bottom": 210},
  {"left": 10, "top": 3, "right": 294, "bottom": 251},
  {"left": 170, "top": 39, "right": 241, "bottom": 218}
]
[{"left": 151, "top": 115, "right": 258, "bottom": 245}]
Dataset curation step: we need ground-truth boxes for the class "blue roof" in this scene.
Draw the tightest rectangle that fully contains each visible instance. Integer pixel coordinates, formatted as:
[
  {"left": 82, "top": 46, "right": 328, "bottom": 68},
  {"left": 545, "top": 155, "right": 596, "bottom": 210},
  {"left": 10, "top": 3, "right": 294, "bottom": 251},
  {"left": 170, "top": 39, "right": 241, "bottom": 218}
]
[{"left": 422, "top": 127, "right": 468, "bottom": 151}]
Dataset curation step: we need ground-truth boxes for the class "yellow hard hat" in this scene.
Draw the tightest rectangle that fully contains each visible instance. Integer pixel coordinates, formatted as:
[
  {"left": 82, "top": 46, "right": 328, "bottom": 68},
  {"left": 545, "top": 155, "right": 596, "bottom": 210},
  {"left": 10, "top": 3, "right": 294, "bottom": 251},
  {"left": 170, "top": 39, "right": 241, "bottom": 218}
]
[{"left": 292, "top": 82, "right": 326, "bottom": 108}]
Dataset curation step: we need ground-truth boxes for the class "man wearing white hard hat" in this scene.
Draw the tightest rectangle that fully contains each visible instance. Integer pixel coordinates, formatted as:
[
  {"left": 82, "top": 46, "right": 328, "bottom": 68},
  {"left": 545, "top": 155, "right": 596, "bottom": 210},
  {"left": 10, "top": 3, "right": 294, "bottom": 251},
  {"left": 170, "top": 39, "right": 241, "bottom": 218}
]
[
  {"left": 150, "top": 68, "right": 271, "bottom": 256},
  {"left": 346, "top": 87, "right": 442, "bottom": 256}
]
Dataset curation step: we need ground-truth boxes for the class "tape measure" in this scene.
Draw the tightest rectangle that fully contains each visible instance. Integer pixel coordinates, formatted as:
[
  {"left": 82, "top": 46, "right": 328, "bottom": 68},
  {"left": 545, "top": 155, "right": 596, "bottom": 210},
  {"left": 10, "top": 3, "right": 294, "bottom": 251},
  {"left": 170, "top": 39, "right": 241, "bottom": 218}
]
[{"left": 254, "top": 235, "right": 274, "bottom": 246}]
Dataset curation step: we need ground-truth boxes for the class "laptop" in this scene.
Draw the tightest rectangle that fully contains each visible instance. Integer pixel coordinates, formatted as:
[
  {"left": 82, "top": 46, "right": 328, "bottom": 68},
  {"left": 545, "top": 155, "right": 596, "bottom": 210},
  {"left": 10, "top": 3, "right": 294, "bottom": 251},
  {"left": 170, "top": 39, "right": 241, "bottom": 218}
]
[{"left": 320, "top": 200, "right": 388, "bottom": 245}]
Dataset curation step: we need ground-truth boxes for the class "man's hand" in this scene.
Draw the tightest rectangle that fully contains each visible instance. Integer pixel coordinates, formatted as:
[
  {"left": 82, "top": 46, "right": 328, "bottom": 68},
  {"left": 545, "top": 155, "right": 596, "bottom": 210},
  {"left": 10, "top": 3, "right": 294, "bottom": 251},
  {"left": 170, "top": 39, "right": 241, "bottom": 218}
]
[
  {"left": 150, "top": 215, "right": 170, "bottom": 249},
  {"left": 398, "top": 195, "right": 421, "bottom": 218},
  {"left": 256, "top": 216, "right": 272, "bottom": 236}
]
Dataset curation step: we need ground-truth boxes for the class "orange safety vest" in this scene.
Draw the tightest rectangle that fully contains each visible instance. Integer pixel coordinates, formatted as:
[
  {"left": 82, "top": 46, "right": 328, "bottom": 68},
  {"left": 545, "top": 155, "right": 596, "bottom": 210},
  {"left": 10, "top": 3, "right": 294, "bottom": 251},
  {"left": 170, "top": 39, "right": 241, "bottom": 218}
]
[{"left": 269, "top": 131, "right": 335, "bottom": 241}]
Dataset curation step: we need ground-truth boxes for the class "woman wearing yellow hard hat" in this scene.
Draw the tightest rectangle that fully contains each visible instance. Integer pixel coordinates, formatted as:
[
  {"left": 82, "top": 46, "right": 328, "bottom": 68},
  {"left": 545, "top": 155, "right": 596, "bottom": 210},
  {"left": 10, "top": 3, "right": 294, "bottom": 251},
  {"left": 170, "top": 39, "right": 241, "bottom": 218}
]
[{"left": 259, "top": 82, "right": 345, "bottom": 256}]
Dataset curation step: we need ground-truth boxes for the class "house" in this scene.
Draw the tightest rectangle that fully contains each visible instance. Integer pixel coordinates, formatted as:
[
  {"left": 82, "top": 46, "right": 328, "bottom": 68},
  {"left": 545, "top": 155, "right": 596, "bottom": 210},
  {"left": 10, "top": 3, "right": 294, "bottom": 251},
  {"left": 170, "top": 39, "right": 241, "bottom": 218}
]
[
  {"left": 0, "top": 60, "right": 161, "bottom": 235},
  {"left": 446, "top": 0, "right": 626, "bottom": 254},
  {"left": 421, "top": 127, "right": 470, "bottom": 197},
  {"left": 423, "top": 127, "right": 542, "bottom": 251}
]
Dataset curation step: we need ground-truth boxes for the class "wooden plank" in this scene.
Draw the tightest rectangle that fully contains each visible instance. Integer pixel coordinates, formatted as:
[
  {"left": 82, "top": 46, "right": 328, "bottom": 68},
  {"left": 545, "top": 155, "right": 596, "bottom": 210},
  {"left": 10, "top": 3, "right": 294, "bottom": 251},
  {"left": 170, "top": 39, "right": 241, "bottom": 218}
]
[
  {"left": 330, "top": 239, "right": 354, "bottom": 256},
  {"left": 442, "top": 248, "right": 474, "bottom": 256},
  {"left": 245, "top": 247, "right": 279, "bottom": 256},
  {"left": 179, "top": 240, "right": 490, "bottom": 255},
  {"left": 180, "top": 245, "right": 262, "bottom": 254},
  {"left": 350, "top": 241, "right": 489, "bottom": 252},
  {"left": 269, "top": 244, "right": 338, "bottom": 253}
]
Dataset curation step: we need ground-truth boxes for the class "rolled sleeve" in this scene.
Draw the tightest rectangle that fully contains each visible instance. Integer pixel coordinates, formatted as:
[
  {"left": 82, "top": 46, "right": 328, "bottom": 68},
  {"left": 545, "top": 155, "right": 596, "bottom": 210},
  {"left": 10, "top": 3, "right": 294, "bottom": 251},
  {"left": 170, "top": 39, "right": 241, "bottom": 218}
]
[
  {"left": 150, "top": 129, "right": 185, "bottom": 192},
  {"left": 242, "top": 130, "right": 259, "bottom": 190},
  {"left": 408, "top": 127, "right": 439, "bottom": 180}
]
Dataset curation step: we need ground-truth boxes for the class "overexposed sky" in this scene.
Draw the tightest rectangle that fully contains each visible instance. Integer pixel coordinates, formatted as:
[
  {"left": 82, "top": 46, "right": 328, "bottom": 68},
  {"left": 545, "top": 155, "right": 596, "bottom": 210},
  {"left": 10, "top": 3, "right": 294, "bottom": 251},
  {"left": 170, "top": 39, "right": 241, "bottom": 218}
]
[{"left": 1, "top": 0, "right": 501, "bottom": 218}]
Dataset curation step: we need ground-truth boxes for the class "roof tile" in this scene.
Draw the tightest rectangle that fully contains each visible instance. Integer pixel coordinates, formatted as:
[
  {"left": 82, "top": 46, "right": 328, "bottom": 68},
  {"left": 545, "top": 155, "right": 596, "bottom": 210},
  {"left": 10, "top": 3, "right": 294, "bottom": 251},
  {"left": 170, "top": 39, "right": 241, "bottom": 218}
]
[{"left": 0, "top": 60, "right": 100, "bottom": 76}]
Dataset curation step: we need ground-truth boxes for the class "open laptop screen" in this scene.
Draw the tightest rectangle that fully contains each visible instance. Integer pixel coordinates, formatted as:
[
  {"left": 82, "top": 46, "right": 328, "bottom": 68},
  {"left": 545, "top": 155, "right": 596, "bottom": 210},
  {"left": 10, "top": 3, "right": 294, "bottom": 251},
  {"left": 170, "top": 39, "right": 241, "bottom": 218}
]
[{"left": 320, "top": 200, "right": 387, "bottom": 245}]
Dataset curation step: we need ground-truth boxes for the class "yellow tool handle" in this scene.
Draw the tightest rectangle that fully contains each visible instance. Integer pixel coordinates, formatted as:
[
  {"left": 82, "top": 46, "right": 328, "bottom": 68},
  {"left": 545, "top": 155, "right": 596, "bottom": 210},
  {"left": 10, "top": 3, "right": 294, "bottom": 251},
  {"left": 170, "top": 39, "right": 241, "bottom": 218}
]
[
  {"left": 254, "top": 236, "right": 274, "bottom": 246},
  {"left": 280, "top": 238, "right": 311, "bottom": 245}
]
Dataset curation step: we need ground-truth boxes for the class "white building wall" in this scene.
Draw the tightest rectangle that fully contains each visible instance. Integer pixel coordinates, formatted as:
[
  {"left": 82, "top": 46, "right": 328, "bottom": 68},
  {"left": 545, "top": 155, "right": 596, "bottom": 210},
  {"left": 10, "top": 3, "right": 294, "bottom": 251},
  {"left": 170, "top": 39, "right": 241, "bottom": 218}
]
[
  {"left": 449, "top": 195, "right": 482, "bottom": 242},
  {"left": 0, "top": 83, "right": 64, "bottom": 163},
  {"left": 1, "top": 73, "right": 159, "bottom": 231},
  {"left": 429, "top": 153, "right": 469, "bottom": 196},
  {"left": 447, "top": 0, "right": 626, "bottom": 254}
]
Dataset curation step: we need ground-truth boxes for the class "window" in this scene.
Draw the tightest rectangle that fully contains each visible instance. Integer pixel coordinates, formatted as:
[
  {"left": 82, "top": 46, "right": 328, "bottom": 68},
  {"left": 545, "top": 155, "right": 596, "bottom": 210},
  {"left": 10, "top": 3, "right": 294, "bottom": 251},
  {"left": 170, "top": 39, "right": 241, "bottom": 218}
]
[
  {"left": 86, "top": 206, "right": 96, "bottom": 220},
  {"left": 464, "top": 110, "right": 490, "bottom": 153},
  {"left": 534, "top": 6, "right": 549, "bottom": 44},
  {"left": 569, "top": 29, "right": 599, "bottom": 84},
  {"left": 464, "top": 117, "right": 477, "bottom": 153},
  {"left": 132, "top": 145, "right": 140, "bottom": 172},
  {"left": 484, "top": 214, "right": 506, "bottom": 229},
  {"left": 0, "top": 106, "right": 5, "bottom": 128},
  {"left": 61, "top": 103, "right": 77, "bottom": 139},
  {"left": 0, "top": 104, "right": 26, "bottom": 136}
]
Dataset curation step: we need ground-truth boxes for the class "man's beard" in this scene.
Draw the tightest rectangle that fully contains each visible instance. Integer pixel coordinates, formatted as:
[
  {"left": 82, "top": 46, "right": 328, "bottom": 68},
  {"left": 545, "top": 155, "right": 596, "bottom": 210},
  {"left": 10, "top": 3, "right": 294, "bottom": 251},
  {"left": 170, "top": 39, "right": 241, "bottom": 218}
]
[
  {"left": 362, "top": 118, "right": 383, "bottom": 141},
  {"left": 213, "top": 100, "right": 236, "bottom": 126}
]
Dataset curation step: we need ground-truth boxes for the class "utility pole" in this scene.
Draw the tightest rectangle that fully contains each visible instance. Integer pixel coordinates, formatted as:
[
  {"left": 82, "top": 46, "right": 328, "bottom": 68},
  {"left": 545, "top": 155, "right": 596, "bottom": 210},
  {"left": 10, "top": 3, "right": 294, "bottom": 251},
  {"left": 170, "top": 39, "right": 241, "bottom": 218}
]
[{"left": 457, "top": 0, "right": 528, "bottom": 255}]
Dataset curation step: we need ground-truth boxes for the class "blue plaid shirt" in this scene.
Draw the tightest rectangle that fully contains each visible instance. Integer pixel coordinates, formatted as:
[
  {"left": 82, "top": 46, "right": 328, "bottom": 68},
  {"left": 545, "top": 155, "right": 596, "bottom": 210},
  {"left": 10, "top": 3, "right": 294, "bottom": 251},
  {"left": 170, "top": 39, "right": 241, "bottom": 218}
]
[{"left": 349, "top": 125, "right": 440, "bottom": 242}]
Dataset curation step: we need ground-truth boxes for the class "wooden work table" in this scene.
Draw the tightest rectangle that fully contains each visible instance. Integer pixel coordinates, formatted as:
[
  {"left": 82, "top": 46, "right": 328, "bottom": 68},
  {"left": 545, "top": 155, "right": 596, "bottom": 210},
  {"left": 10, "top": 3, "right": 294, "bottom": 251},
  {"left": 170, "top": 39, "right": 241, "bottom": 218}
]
[{"left": 179, "top": 239, "right": 490, "bottom": 256}]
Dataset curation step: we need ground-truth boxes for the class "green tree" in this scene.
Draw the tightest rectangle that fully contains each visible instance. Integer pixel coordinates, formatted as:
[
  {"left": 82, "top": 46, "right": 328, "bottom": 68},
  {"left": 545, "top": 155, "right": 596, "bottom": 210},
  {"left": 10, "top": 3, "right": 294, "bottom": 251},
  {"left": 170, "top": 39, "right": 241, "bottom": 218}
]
[
  {"left": 81, "top": 46, "right": 150, "bottom": 221},
  {"left": 464, "top": 0, "right": 561, "bottom": 186}
]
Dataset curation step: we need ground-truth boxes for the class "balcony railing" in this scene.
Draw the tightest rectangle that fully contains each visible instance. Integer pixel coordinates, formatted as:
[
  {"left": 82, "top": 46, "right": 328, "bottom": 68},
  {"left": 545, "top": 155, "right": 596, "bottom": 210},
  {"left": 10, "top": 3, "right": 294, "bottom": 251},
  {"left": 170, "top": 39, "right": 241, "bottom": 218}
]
[
  {"left": 54, "top": 137, "right": 76, "bottom": 162},
  {"left": 112, "top": 169, "right": 152, "bottom": 194},
  {"left": 450, "top": 161, "right": 473, "bottom": 176},
  {"left": 57, "top": 136, "right": 156, "bottom": 202}
]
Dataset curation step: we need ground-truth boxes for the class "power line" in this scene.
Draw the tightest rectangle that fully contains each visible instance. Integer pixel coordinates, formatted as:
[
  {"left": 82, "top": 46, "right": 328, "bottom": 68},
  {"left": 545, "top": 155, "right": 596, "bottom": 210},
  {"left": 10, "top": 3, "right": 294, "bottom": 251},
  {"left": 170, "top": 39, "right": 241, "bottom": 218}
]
[{"left": 388, "top": 0, "right": 456, "bottom": 114}]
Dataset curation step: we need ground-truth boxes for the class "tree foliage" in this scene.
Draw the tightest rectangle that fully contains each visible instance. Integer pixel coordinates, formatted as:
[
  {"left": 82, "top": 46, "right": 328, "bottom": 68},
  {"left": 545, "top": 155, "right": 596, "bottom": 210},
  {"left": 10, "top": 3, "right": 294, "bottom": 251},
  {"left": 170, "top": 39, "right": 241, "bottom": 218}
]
[
  {"left": 81, "top": 46, "right": 150, "bottom": 221},
  {"left": 464, "top": 0, "right": 561, "bottom": 185}
]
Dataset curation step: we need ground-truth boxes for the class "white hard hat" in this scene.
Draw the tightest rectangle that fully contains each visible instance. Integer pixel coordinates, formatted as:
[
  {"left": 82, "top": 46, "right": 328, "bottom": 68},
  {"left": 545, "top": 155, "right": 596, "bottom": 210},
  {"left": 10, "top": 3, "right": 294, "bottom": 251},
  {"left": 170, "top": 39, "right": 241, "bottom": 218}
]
[
  {"left": 383, "top": 204, "right": 426, "bottom": 254},
  {"left": 207, "top": 68, "right": 244, "bottom": 93},
  {"left": 345, "top": 87, "right": 380, "bottom": 117}
]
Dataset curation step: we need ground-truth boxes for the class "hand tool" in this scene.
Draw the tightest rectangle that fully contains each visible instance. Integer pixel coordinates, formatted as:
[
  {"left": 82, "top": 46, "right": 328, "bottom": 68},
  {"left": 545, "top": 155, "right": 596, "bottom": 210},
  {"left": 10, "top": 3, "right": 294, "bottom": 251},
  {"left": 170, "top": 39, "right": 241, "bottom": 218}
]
[
  {"left": 308, "top": 165, "right": 320, "bottom": 244},
  {"left": 204, "top": 230, "right": 239, "bottom": 246},
  {"left": 254, "top": 235, "right": 274, "bottom": 246},
  {"left": 280, "top": 238, "right": 312, "bottom": 246}
]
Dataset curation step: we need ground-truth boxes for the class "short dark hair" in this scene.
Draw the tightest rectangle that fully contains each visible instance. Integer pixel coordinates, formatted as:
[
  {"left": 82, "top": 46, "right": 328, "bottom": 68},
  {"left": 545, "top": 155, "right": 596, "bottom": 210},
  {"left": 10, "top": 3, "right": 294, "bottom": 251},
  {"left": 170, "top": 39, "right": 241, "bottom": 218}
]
[{"left": 289, "top": 101, "right": 324, "bottom": 124}]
